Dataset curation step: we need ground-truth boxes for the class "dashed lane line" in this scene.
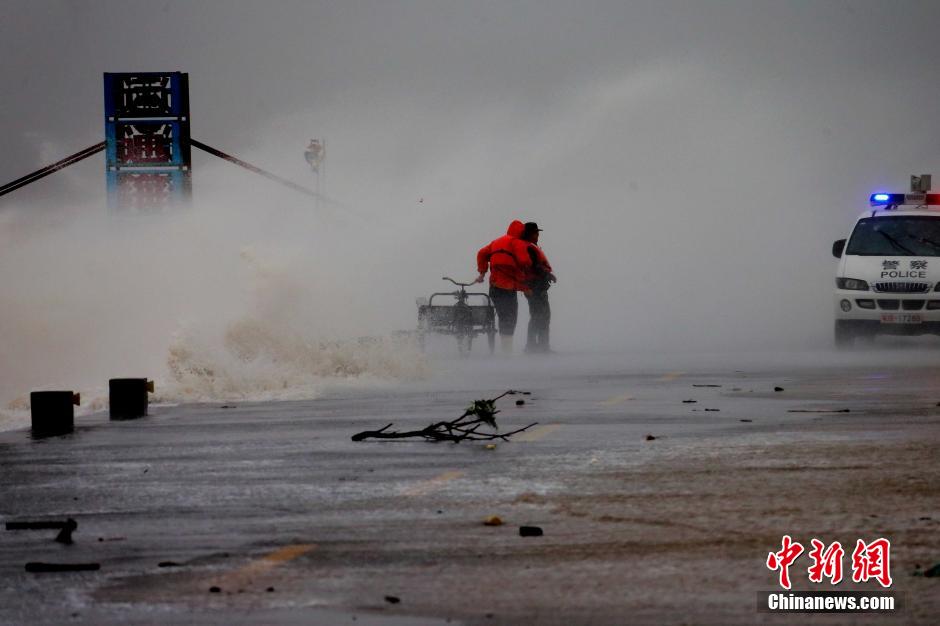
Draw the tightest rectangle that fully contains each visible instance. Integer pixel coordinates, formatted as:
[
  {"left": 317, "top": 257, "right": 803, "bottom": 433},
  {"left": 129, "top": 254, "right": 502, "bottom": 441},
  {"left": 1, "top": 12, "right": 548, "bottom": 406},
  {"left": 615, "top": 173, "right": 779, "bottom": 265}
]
[
  {"left": 209, "top": 544, "right": 316, "bottom": 590},
  {"left": 657, "top": 371, "right": 685, "bottom": 382},
  {"left": 514, "top": 423, "right": 563, "bottom": 442},
  {"left": 402, "top": 469, "right": 464, "bottom": 497},
  {"left": 599, "top": 393, "right": 634, "bottom": 406}
]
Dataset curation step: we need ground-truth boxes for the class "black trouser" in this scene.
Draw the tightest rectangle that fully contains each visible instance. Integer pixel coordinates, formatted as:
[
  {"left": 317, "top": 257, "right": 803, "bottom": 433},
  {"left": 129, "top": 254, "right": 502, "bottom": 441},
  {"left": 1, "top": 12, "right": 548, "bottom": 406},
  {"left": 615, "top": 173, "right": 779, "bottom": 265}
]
[
  {"left": 525, "top": 288, "right": 551, "bottom": 352},
  {"left": 489, "top": 286, "right": 518, "bottom": 336}
]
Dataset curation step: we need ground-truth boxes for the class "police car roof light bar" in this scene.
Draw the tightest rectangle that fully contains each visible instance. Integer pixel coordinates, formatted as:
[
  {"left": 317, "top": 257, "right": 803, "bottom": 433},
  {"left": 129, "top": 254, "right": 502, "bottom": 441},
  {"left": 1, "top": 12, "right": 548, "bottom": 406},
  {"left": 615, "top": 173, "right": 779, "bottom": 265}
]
[{"left": 869, "top": 193, "right": 940, "bottom": 207}]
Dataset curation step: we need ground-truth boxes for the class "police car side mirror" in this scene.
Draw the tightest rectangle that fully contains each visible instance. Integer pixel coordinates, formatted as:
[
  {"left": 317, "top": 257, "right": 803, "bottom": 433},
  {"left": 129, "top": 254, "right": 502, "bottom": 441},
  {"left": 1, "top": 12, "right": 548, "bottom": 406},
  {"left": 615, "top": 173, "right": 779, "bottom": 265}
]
[{"left": 832, "top": 239, "right": 846, "bottom": 258}]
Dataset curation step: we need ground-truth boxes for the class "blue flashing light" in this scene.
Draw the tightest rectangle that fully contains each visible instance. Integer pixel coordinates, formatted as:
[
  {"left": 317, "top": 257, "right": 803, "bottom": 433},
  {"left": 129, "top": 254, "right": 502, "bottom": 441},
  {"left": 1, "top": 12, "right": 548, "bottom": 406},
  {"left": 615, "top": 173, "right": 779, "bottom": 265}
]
[{"left": 869, "top": 192, "right": 905, "bottom": 207}]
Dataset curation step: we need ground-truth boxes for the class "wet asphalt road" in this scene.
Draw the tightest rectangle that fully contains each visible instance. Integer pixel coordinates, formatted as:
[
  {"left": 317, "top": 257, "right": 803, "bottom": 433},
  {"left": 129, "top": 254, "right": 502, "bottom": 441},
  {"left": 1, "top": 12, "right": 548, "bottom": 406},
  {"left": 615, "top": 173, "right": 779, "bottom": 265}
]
[{"left": 1, "top": 349, "right": 938, "bottom": 625}]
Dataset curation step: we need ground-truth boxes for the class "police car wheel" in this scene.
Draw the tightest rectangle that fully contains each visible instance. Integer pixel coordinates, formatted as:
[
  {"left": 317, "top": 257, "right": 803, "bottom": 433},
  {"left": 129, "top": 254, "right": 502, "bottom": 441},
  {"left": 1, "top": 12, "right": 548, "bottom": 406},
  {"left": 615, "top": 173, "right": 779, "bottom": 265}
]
[
  {"left": 855, "top": 326, "right": 876, "bottom": 344},
  {"left": 834, "top": 320, "right": 856, "bottom": 349}
]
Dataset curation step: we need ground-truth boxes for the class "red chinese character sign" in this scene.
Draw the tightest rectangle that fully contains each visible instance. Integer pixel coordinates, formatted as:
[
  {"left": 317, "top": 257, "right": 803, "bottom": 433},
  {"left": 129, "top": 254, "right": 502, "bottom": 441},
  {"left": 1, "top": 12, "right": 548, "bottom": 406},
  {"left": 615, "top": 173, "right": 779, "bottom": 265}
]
[
  {"left": 118, "top": 124, "right": 176, "bottom": 164},
  {"left": 104, "top": 73, "right": 191, "bottom": 212}
]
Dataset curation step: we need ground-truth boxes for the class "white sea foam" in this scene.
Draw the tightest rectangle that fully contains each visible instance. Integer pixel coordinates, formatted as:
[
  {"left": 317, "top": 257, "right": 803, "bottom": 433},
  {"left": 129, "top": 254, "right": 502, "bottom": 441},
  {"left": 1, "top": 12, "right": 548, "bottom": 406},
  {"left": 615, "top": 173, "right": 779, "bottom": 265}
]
[
  {"left": 162, "top": 319, "right": 427, "bottom": 402},
  {"left": 0, "top": 327, "right": 427, "bottom": 433},
  {"left": 0, "top": 201, "right": 429, "bottom": 432}
]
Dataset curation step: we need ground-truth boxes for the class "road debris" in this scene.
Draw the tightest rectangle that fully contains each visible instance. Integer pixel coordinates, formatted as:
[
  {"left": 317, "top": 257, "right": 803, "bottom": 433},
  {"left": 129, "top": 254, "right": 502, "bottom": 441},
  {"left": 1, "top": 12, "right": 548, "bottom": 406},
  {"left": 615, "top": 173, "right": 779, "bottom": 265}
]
[
  {"left": 25, "top": 562, "right": 100, "bottom": 573},
  {"left": 923, "top": 563, "right": 940, "bottom": 578},
  {"left": 384, "top": 595, "right": 401, "bottom": 604},
  {"left": 787, "top": 409, "right": 850, "bottom": 413},
  {"left": 157, "top": 561, "right": 181, "bottom": 568},
  {"left": 483, "top": 515, "right": 503, "bottom": 526},
  {"left": 519, "top": 526, "right": 543, "bottom": 537},
  {"left": 774, "top": 386, "right": 784, "bottom": 392},
  {"left": 351, "top": 391, "right": 537, "bottom": 443},
  {"left": 55, "top": 519, "right": 77, "bottom": 544},
  {"left": 6, "top": 520, "right": 74, "bottom": 531},
  {"left": 682, "top": 400, "right": 697, "bottom": 404},
  {"left": 6, "top": 518, "right": 78, "bottom": 544},
  {"left": 692, "top": 384, "right": 721, "bottom": 388},
  {"left": 645, "top": 434, "right": 657, "bottom": 441},
  {"left": 209, "top": 586, "right": 221, "bottom": 593},
  {"left": 515, "top": 399, "right": 525, "bottom": 406}
]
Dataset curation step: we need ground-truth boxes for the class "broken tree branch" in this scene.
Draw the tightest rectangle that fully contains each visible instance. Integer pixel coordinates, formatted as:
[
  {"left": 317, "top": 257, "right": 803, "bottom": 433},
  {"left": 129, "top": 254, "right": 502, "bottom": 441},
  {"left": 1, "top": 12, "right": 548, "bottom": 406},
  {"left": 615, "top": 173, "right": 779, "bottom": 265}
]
[{"left": 351, "top": 390, "right": 536, "bottom": 443}]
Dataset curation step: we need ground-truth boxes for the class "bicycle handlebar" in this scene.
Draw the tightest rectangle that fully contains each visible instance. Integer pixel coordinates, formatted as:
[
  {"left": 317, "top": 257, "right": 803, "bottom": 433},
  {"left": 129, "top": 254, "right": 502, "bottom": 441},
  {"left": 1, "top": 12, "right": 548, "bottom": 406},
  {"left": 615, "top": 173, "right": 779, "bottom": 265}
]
[{"left": 442, "top": 276, "right": 476, "bottom": 287}]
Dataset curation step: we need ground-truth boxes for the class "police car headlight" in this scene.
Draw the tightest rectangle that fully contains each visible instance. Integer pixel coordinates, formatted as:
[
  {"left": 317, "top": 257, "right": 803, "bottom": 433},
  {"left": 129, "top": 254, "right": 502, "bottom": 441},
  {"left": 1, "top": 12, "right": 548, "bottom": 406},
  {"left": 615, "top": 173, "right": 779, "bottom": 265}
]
[{"left": 836, "top": 277, "right": 869, "bottom": 290}]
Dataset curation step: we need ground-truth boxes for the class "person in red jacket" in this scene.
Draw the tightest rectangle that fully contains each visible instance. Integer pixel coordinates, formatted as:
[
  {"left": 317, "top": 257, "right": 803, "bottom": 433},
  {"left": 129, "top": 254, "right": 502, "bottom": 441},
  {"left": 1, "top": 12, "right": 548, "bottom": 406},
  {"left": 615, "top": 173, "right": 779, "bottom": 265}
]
[
  {"left": 521, "top": 222, "right": 557, "bottom": 353},
  {"left": 475, "top": 220, "right": 532, "bottom": 353}
]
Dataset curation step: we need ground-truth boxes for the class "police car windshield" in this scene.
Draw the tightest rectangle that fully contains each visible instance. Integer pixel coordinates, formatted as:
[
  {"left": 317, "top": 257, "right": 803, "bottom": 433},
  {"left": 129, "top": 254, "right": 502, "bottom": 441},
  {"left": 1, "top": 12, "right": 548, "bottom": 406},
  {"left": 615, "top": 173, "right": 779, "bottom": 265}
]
[{"left": 846, "top": 216, "right": 940, "bottom": 256}]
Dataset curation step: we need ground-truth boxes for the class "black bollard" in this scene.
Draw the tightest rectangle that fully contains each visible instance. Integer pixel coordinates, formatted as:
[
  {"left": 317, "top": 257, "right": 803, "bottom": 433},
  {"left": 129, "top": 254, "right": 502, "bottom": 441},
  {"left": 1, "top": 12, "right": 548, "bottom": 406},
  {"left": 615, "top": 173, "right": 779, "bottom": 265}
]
[
  {"left": 109, "top": 379, "right": 153, "bottom": 420},
  {"left": 30, "top": 391, "right": 79, "bottom": 437}
]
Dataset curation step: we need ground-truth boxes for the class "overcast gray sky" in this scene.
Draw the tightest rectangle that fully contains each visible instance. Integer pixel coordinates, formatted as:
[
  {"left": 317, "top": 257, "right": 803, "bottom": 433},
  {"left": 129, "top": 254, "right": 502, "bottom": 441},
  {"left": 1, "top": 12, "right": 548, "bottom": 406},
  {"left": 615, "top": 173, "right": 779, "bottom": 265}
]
[
  {"left": 4, "top": 1, "right": 940, "bottom": 184},
  {"left": 3, "top": 1, "right": 940, "bottom": 406}
]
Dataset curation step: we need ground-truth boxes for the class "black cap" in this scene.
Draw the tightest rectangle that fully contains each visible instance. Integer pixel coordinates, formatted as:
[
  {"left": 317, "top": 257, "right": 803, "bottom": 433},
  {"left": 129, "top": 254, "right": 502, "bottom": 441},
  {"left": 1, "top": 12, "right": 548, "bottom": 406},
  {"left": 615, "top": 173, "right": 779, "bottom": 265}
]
[{"left": 523, "top": 222, "right": 543, "bottom": 235}]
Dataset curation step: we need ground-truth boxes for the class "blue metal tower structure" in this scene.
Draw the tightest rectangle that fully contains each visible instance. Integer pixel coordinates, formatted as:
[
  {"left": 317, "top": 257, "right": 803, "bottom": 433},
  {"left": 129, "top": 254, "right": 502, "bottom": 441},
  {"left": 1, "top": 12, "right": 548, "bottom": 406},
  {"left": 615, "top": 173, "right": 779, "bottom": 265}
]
[
  {"left": 104, "top": 72, "right": 191, "bottom": 212},
  {"left": 2, "top": 73, "right": 323, "bottom": 209}
]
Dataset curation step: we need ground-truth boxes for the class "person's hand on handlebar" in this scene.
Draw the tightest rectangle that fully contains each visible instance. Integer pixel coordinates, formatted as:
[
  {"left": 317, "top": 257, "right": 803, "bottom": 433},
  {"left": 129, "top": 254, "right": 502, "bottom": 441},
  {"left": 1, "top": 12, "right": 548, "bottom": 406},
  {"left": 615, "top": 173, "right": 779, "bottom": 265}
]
[{"left": 475, "top": 273, "right": 486, "bottom": 284}]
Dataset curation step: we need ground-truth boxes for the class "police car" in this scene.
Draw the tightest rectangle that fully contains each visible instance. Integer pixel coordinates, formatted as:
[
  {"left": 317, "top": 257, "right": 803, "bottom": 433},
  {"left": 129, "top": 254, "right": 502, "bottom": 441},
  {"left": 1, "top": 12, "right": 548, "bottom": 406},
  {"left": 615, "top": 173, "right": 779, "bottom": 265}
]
[{"left": 833, "top": 186, "right": 940, "bottom": 347}]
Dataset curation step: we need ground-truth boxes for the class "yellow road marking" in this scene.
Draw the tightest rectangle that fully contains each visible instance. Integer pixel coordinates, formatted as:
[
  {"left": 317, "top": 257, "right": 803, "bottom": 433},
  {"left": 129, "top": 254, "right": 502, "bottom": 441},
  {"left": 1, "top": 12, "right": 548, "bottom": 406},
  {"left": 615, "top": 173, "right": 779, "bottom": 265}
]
[
  {"left": 514, "top": 424, "right": 563, "bottom": 442},
  {"left": 259, "top": 544, "right": 315, "bottom": 564},
  {"left": 402, "top": 470, "right": 464, "bottom": 497},
  {"left": 658, "top": 371, "right": 685, "bottom": 382},
  {"left": 210, "top": 544, "right": 315, "bottom": 589},
  {"left": 599, "top": 393, "right": 634, "bottom": 406}
]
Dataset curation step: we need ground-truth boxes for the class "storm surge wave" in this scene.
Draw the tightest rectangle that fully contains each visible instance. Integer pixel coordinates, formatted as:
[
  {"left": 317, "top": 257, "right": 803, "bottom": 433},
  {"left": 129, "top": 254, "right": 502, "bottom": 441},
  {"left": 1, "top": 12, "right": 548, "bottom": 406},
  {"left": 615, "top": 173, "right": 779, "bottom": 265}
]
[
  {"left": 0, "top": 204, "right": 430, "bottom": 432},
  {"left": 0, "top": 326, "right": 427, "bottom": 432},
  {"left": 163, "top": 318, "right": 428, "bottom": 402}
]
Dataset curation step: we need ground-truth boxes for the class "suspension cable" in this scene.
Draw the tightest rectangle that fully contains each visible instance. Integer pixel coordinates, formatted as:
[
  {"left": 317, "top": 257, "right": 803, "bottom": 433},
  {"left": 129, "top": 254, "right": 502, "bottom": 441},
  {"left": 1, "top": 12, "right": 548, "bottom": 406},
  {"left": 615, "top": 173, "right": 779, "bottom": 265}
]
[
  {"left": 190, "top": 138, "right": 320, "bottom": 200},
  {"left": 0, "top": 142, "right": 105, "bottom": 199}
]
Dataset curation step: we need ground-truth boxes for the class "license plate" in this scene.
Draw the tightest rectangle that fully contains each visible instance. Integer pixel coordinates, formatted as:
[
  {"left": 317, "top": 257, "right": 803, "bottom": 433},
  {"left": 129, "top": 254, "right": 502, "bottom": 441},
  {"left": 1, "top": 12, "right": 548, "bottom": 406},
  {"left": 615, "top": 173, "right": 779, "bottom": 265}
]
[{"left": 880, "top": 313, "right": 922, "bottom": 324}]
